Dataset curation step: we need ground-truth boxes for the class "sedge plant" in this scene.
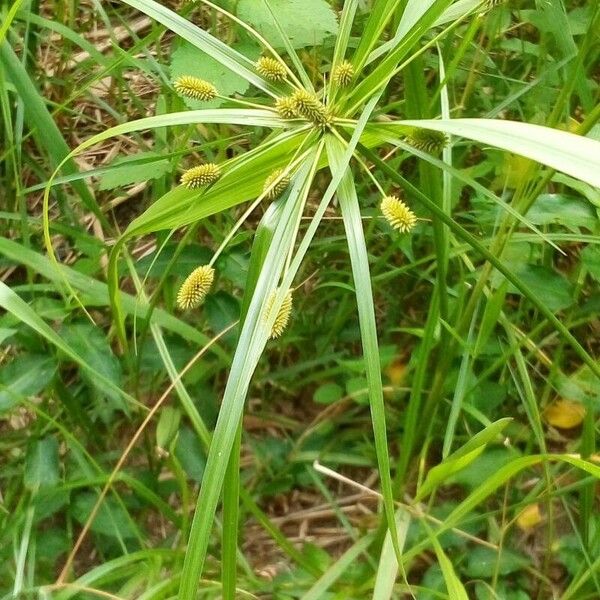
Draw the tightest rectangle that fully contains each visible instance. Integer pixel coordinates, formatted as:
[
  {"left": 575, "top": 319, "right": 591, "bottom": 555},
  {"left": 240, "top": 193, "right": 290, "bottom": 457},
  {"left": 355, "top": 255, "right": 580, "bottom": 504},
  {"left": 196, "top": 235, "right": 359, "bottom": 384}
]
[{"left": 31, "top": 0, "right": 600, "bottom": 598}]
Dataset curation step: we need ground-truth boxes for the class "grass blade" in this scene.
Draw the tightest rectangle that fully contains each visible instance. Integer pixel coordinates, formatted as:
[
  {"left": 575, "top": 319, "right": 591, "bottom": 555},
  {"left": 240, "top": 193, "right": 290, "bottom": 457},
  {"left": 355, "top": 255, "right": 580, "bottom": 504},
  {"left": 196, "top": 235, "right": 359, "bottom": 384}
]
[
  {"left": 383, "top": 118, "right": 600, "bottom": 187},
  {"left": 328, "top": 135, "right": 403, "bottom": 565}
]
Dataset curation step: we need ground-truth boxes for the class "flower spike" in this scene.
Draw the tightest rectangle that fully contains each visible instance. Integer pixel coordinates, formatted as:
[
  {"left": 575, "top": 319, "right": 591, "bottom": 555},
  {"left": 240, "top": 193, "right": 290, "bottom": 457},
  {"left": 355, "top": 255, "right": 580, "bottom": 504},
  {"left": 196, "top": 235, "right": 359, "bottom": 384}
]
[
  {"left": 405, "top": 128, "right": 448, "bottom": 155},
  {"left": 380, "top": 195, "right": 417, "bottom": 233},
  {"left": 177, "top": 265, "right": 215, "bottom": 310},
  {"left": 290, "top": 90, "right": 330, "bottom": 127},
  {"left": 181, "top": 163, "right": 221, "bottom": 189},
  {"left": 275, "top": 97, "right": 298, "bottom": 119},
  {"left": 263, "top": 168, "right": 291, "bottom": 200},
  {"left": 265, "top": 289, "right": 293, "bottom": 339},
  {"left": 256, "top": 56, "right": 287, "bottom": 82},
  {"left": 332, "top": 61, "right": 354, "bottom": 87},
  {"left": 173, "top": 76, "right": 218, "bottom": 102}
]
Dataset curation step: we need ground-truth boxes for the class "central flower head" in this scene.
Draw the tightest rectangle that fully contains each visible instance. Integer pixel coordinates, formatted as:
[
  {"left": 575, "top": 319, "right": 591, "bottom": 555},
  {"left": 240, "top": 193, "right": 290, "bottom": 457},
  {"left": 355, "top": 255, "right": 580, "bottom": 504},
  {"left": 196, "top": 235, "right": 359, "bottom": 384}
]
[{"left": 289, "top": 90, "right": 332, "bottom": 128}]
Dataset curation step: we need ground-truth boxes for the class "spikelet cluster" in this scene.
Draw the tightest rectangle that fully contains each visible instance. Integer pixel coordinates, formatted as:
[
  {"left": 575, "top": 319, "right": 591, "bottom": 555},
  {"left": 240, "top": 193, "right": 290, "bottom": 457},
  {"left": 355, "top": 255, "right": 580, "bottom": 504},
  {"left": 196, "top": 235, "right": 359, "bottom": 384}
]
[
  {"left": 332, "top": 61, "right": 354, "bottom": 87},
  {"left": 380, "top": 195, "right": 417, "bottom": 233},
  {"left": 290, "top": 90, "right": 330, "bottom": 127},
  {"left": 405, "top": 128, "right": 448, "bottom": 154},
  {"left": 275, "top": 97, "right": 297, "bottom": 119},
  {"left": 181, "top": 163, "right": 221, "bottom": 189},
  {"left": 265, "top": 289, "right": 293, "bottom": 339},
  {"left": 173, "top": 76, "right": 218, "bottom": 102},
  {"left": 256, "top": 57, "right": 287, "bottom": 82},
  {"left": 177, "top": 265, "right": 215, "bottom": 310},
  {"left": 263, "top": 168, "right": 291, "bottom": 200}
]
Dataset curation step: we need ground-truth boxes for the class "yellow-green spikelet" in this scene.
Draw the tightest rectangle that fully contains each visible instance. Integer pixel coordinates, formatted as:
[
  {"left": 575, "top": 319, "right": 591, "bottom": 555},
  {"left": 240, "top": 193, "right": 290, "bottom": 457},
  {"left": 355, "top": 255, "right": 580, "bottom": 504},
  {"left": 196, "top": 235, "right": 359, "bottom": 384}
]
[
  {"left": 180, "top": 163, "right": 221, "bottom": 189},
  {"left": 275, "top": 96, "right": 297, "bottom": 119},
  {"left": 332, "top": 61, "right": 354, "bottom": 87},
  {"left": 405, "top": 128, "right": 448, "bottom": 154},
  {"left": 265, "top": 290, "right": 293, "bottom": 339},
  {"left": 263, "top": 168, "right": 291, "bottom": 200},
  {"left": 290, "top": 90, "right": 330, "bottom": 126},
  {"left": 380, "top": 195, "right": 417, "bottom": 233},
  {"left": 173, "top": 76, "right": 218, "bottom": 101},
  {"left": 256, "top": 56, "right": 287, "bottom": 82},
  {"left": 177, "top": 265, "right": 215, "bottom": 310}
]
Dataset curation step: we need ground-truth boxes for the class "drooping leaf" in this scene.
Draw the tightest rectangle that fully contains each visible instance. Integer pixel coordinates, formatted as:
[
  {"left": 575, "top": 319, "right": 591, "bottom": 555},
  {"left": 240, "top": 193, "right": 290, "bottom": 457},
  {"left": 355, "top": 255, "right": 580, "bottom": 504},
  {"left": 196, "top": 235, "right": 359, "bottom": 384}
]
[{"left": 382, "top": 119, "right": 600, "bottom": 188}]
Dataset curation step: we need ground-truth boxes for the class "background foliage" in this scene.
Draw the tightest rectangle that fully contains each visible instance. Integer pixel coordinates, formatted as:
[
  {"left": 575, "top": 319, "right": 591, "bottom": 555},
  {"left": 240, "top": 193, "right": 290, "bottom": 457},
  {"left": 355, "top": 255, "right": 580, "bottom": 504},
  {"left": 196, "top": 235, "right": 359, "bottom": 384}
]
[{"left": 1, "top": 0, "right": 600, "bottom": 598}]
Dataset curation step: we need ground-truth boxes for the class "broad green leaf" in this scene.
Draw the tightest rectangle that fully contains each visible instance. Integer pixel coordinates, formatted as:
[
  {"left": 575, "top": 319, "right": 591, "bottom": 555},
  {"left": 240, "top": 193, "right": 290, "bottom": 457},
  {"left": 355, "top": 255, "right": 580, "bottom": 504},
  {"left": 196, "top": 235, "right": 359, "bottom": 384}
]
[
  {"left": 465, "top": 547, "right": 530, "bottom": 578},
  {"left": 526, "top": 194, "right": 598, "bottom": 232},
  {"left": 0, "top": 354, "right": 57, "bottom": 412},
  {"left": 24, "top": 436, "right": 60, "bottom": 491},
  {"left": 385, "top": 119, "right": 600, "bottom": 188},
  {"left": 98, "top": 152, "right": 172, "bottom": 190},
  {"left": 237, "top": 0, "right": 338, "bottom": 50},
  {"left": 313, "top": 382, "right": 343, "bottom": 405},
  {"left": 508, "top": 264, "right": 574, "bottom": 312},
  {"left": 170, "top": 40, "right": 260, "bottom": 109},
  {"left": 581, "top": 246, "right": 600, "bottom": 282},
  {"left": 71, "top": 493, "right": 138, "bottom": 539},
  {"left": 61, "top": 322, "right": 123, "bottom": 402}
]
